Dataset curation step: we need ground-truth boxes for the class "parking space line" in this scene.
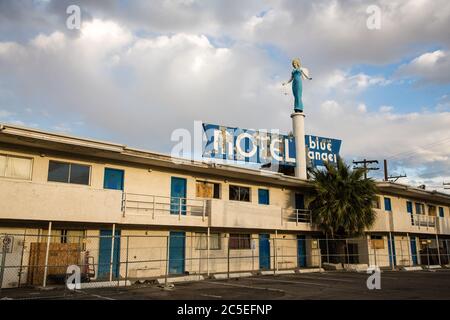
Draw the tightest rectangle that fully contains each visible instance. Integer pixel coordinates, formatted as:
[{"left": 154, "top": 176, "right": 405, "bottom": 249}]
[
  {"left": 246, "top": 277, "right": 330, "bottom": 287},
  {"left": 290, "top": 275, "right": 355, "bottom": 283},
  {"left": 205, "top": 281, "right": 285, "bottom": 292}
]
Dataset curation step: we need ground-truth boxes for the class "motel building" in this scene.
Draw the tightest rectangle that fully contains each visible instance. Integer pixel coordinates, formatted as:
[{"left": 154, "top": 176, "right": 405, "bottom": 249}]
[{"left": 0, "top": 123, "right": 450, "bottom": 288}]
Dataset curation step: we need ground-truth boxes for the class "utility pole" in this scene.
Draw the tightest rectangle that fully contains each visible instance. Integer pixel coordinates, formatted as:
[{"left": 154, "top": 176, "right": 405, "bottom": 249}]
[
  {"left": 384, "top": 159, "right": 407, "bottom": 182},
  {"left": 353, "top": 159, "right": 379, "bottom": 179}
]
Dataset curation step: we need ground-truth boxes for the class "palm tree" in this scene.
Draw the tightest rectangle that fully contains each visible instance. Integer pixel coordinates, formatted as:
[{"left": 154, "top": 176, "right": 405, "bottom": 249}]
[{"left": 308, "top": 158, "right": 378, "bottom": 263}]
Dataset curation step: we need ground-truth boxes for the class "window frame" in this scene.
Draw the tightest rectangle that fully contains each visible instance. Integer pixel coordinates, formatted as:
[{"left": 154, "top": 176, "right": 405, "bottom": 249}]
[
  {"left": 229, "top": 233, "right": 251, "bottom": 250},
  {"left": 229, "top": 185, "right": 251, "bottom": 202},
  {"left": 47, "top": 160, "right": 91, "bottom": 186},
  {"left": 0, "top": 153, "right": 33, "bottom": 181}
]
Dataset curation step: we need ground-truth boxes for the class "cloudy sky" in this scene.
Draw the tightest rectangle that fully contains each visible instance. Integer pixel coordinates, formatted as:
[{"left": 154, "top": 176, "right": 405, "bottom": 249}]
[{"left": 0, "top": 0, "right": 449, "bottom": 192}]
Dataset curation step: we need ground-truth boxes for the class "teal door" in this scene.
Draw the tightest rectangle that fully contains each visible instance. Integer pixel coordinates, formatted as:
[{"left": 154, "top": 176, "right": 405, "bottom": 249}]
[
  {"left": 388, "top": 237, "right": 397, "bottom": 267},
  {"left": 410, "top": 238, "right": 418, "bottom": 265},
  {"left": 98, "top": 229, "right": 121, "bottom": 279},
  {"left": 169, "top": 231, "right": 185, "bottom": 274},
  {"left": 170, "top": 177, "right": 187, "bottom": 215},
  {"left": 259, "top": 234, "right": 270, "bottom": 270},
  {"left": 297, "top": 235, "right": 307, "bottom": 267},
  {"left": 104, "top": 168, "right": 124, "bottom": 190}
]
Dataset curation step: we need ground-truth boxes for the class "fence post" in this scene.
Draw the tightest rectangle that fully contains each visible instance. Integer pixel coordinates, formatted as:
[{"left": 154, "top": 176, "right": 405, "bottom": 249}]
[
  {"left": 109, "top": 224, "right": 116, "bottom": 282},
  {"left": 274, "top": 231, "right": 278, "bottom": 274},
  {"left": 43, "top": 221, "right": 52, "bottom": 288},
  {"left": 227, "top": 236, "right": 230, "bottom": 280},
  {"left": 165, "top": 235, "right": 170, "bottom": 287},
  {"left": 18, "top": 231, "right": 27, "bottom": 288},
  {"left": 125, "top": 236, "right": 129, "bottom": 287},
  {"left": 345, "top": 239, "right": 349, "bottom": 266},
  {"left": 325, "top": 234, "right": 330, "bottom": 263},
  {"left": 206, "top": 228, "right": 210, "bottom": 277},
  {"left": 406, "top": 233, "right": 412, "bottom": 266},
  {"left": 178, "top": 198, "right": 182, "bottom": 220},
  {"left": 0, "top": 238, "right": 7, "bottom": 290}
]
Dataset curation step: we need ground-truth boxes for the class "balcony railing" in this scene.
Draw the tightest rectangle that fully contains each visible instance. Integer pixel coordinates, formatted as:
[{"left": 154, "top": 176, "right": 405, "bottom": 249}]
[
  {"left": 410, "top": 214, "right": 436, "bottom": 228},
  {"left": 122, "top": 193, "right": 209, "bottom": 221},
  {"left": 282, "top": 209, "right": 312, "bottom": 225}
]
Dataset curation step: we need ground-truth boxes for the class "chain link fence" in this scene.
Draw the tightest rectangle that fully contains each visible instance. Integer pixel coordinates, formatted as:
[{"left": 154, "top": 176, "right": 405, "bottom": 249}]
[{"left": 1, "top": 232, "right": 449, "bottom": 290}]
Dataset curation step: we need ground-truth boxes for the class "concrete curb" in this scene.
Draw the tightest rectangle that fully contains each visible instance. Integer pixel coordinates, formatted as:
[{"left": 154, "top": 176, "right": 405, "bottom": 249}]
[
  {"left": 260, "top": 270, "right": 296, "bottom": 276},
  {"left": 80, "top": 280, "right": 131, "bottom": 289},
  {"left": 213, "top": 272, "right": 253, "bottom": 279},
  {"left": 298, "top": 268, "right": 324, "bottom": 273},
  {"left": 423, "top": 265, "right": 442, "bottom": 270},
  {"left": 156, "top": 275, "right": 204, "bottom": 284},
  {"left": 401, "top": 266, "right": 423, "bottom": 271}
]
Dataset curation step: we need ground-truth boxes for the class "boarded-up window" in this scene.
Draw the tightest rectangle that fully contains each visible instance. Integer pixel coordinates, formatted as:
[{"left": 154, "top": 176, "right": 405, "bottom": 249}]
[
  {"left": 229, "top": 234, "right": 251, "bottom": 250},
  {"left": 196, "top": 181, "right": 220, "bottom": 199}
]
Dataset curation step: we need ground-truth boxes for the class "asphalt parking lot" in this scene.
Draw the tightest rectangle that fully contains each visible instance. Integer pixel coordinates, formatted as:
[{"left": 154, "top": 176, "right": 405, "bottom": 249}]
[{"left": 2, "top": 269, "right": 450, "bottom": 300}]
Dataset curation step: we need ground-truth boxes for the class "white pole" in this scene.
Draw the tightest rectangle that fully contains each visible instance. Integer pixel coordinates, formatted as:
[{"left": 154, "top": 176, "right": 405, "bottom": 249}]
[
  {"left": 207, "top": 227, "right": 210, "bottom": 276},
  {"left": 42, "top": 221, "right": 52, "bottom": 288},
  {"left": 274, "top": 230, "right": 278, "bottom": 273},
  {"left": 291, "top": 112, "right": 307, "bottom": 179},
  {"left": 109, "top": 224, "right": 116, "bottom": 282}
]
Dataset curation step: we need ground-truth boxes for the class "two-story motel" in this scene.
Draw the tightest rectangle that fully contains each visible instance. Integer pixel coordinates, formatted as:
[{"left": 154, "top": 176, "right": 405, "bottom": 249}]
[{"left": 1, "top": 123, "right": 450, "bottom": 288}]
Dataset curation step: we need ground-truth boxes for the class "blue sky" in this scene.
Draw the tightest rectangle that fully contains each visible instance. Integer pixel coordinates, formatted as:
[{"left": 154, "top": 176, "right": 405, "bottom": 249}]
[{"left": 0, "top": 0, "right": 449, "bottom": 191}]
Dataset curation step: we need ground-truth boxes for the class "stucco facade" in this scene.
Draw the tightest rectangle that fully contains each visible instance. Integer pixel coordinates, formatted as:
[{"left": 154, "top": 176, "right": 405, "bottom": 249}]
[{"left": 1, "top": 124, "right": 450, "bottom": 288}]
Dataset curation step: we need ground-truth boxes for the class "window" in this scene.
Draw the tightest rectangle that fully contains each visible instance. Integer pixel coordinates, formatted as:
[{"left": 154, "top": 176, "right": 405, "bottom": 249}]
[
  {"left": 0, "top": 154, "right": 32, "bottom": 180},
  {"left": 48, "top": 161, "right": 90, "bottom": 185},
  {"left": 258, "top": 189, "right": 270, "bottom": 205},
  {"left": 415, "top": 202, "right": 425, "bottom": 215},
  {"left": 428, "top": 205, "right": 437, "bottom": 216},
  {"left": 196, "top": 181, "right": 220, "bottom": 199},
  {"left": 104, "top": 168, "right": 124, "bottom": 190},
  {"left": 196, "top": 233, "right": 221, "bottom": 250},
  {"left": 406, "top": 201, "right": 413, "bottom": 214},
  {"left": 372, "top": 197, "right": 381, "bottom": 209},
  {"left": 229, "top": 185, "right": 250, "bottom": 202},
  {"left": 229, "top": 234, "right": 251, "bottom": 250},
  {"left": 384, "top": 197, "right": 392, "bottom": 211},
  {"left": 439, "top": 207, "right": 445, "bottom": 218}
]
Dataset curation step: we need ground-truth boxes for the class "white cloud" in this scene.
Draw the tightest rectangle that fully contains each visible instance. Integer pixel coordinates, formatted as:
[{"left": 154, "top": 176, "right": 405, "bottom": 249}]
[{"left": 396, "top": 50, "right": 450, "bottom": 84}]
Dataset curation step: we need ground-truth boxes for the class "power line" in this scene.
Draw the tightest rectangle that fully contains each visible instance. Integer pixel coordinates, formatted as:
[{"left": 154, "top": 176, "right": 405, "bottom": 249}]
[{"left": 385, "top": 136, "right": 450, "bottom": 161}]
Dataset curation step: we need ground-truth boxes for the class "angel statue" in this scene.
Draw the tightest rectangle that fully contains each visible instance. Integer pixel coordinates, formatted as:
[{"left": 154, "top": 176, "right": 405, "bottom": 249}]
[{"left": 282, "top": 58, "right": 312, "bottom": 113}]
